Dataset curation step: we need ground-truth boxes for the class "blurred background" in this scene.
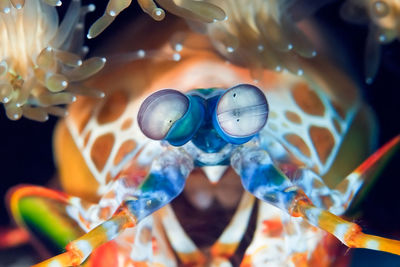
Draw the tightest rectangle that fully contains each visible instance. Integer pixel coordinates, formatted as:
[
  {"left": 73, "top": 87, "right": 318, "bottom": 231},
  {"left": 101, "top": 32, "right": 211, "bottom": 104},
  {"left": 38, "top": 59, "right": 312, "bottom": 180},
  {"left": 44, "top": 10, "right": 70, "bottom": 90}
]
[{"left": 0, "top": 0, "right": 399, "bottom": 266}]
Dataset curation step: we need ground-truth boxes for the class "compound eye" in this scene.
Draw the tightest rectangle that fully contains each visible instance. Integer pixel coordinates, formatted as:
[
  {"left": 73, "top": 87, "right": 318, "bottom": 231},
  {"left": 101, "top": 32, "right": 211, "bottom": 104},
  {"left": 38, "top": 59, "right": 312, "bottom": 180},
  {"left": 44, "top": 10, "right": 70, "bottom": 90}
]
[
  {"left": 138, "top": 89, "right": 189, "bottom": 140},
  {"left": 216, "top": 84, "right": 269, "bottom": 138}
]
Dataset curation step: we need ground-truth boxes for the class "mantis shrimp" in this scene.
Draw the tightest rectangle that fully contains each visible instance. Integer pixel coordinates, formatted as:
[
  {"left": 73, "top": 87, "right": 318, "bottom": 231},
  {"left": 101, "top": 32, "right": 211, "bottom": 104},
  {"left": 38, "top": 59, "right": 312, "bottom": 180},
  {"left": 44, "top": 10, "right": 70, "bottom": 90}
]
[
  {"left": 5, "top": 10, "right": 400, "bottom": 265},
  {"left": 0, "top": 0, "right": 399, "bottom": 266}
]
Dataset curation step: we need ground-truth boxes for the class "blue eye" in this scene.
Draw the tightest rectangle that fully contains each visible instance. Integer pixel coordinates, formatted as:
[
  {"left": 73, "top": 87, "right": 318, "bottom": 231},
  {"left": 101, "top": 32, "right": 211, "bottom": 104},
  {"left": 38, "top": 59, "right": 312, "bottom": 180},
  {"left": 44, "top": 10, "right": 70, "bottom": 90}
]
[
  {"left": 213, "top": 84, "right": 269, "bottom": 144},
  {"left": 138, "top": 89, "right": 204, "bottom": 146}
]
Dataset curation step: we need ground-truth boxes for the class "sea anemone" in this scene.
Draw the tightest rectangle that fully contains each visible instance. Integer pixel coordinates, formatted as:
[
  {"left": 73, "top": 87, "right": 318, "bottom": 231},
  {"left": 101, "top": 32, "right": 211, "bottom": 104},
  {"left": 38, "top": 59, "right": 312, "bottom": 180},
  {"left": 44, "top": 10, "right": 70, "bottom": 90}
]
[
  {"left": 88, "top": 0, "right": 226, "bottom": 38},
  {"left": 91, "top": 1, "right": 319, "bottom": 78},
  {"left": 341, "top": 0, "right": 400, "bottom": 83},
  {"left": 196, "top": 0, "right": 321, "bottom": 78},
  {"left": 0, "top": 0, "right": 105, "bottom": 121}
]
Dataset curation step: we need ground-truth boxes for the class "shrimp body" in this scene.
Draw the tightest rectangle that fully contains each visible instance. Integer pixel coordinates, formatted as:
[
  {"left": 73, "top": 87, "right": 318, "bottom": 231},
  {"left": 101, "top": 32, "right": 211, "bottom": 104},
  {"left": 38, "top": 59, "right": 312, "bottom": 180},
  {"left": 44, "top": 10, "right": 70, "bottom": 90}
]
[{"left": 6, "top": 9, "right": 400, "bottom": 267}]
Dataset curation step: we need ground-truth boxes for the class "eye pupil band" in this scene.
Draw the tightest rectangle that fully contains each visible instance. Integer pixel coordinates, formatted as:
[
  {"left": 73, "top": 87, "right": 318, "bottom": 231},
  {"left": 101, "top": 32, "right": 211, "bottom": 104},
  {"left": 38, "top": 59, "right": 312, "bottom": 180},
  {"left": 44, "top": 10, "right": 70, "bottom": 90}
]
[{"left": 217, "top": 103, "right": 268, "bottom": 124}]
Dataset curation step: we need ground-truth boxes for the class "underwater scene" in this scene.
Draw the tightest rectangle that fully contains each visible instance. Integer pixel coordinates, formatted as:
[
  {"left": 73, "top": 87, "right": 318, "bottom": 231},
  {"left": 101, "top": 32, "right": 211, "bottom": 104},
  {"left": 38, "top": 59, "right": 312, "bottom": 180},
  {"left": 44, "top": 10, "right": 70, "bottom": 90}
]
[{"left": 0, "top": 0, "right": 399, "bottom": 266}]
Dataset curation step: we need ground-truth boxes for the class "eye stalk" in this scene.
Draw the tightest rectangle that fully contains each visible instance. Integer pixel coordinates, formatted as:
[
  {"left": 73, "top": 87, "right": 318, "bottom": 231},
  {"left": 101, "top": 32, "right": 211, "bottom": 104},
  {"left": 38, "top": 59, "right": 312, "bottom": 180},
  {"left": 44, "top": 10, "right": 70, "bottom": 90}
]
[
  {"left": 138, "top": 89, "right": 204, "bottom": 146},
  {"left": 213, "top": 84, "right": 269, "bottom": 144}
]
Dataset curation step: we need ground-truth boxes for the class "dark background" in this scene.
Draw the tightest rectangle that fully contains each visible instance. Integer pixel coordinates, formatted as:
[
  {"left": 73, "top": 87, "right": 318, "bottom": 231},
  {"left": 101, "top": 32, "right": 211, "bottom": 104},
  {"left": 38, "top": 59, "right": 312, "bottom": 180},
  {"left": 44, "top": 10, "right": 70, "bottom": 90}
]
[{"left": 0, "top": 0, "right": 399, "bottom": 266}]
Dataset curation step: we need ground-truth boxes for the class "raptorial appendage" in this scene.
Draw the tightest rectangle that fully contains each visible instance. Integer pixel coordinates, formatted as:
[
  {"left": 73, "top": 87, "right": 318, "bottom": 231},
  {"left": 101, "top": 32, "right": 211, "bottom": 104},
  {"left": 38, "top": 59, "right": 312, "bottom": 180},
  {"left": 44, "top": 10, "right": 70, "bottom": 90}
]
[
  {"left": 341, "top": 0, "right": 400, "bottom": 83},
  {"left": 0, "top": 0, "right": 105, "bottom": 121},
  {"left": 232, "top": 139, "right": 400, "bottom": 257},
  {"left": 29, "top": 148, "right": 193, "bottom": 267}
]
